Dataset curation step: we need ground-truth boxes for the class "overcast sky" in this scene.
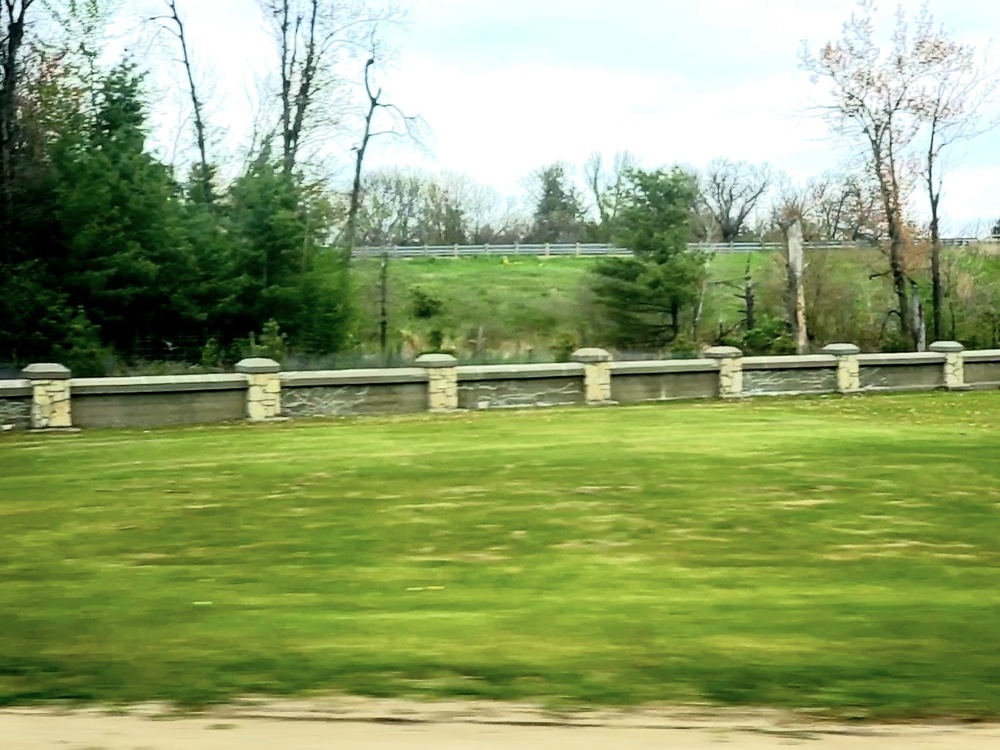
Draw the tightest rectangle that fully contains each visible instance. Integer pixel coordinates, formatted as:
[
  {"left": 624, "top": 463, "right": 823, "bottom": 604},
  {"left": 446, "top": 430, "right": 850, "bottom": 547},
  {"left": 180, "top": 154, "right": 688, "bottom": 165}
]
[{"left": 126, "top": 0, "right": 1000, "bottom": 231}]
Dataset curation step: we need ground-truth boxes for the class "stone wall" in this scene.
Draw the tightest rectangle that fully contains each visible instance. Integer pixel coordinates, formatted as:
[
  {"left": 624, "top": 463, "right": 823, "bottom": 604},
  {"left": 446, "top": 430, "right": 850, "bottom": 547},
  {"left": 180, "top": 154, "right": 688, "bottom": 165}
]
[
  {"left": 964, "top": 350, "right": 1000, "bottom": 389},
  {"left": 857, "top": 353, "right": 946, "bottom": 391},
  {"left": 742, "top": 356, "right": 839, "bottom": 396},
  {"left": 457, "top": 364, "right": 586, "bottom": 410},
  {"left": 1, "top": 344, "right": 997, "bottom": 433},
  {"left": 610, "top": 360, "right": 718, "bottom": 402},
  {"left": 0, "top": 380, "right": 32, "bottom": 431},
  {"left": 71, "top": 375, "right": 247, "bottom": 429},
  {"left": 281, "top": 369, "right": 428, "bottom": 417}
]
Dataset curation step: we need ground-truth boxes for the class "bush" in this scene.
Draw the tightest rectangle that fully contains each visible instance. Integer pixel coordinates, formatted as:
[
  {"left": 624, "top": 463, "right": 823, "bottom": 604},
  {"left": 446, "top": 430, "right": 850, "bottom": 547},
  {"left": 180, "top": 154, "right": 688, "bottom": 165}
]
[
  {"left": 410, "top": 286, "right": 444, "bottom": 320},
  {"left": 742, "top": 316, "right": 796, "bottom": 355}
]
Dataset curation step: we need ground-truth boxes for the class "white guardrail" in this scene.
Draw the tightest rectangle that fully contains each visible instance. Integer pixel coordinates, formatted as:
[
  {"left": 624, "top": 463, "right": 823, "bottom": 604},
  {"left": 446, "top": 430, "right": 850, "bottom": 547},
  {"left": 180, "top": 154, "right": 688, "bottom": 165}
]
[{"left": 353, "top": 238, "right": 991, "bottom": 259}]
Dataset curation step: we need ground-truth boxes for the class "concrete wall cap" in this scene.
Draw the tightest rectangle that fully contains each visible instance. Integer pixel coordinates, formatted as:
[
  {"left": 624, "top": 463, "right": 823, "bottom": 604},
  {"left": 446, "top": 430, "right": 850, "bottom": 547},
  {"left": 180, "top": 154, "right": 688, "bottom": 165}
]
[
  {"left": 823, "top": 343, "right": 861, "bottom": 356},
  {"left": 415, "top": 353, "right": 459, "bottom": 368},
  {"left": 235, "top": 358, "right": 281, "bottom": 374},
  {"left": 929, "top": 341, "right": 964, "bottom": 353},
  {"left": 571, "top": 348, "right": 612, "bottom": 363},
  {"left": 22, "top": 363, "right": 71, "bottom": 380},
  {"left": 703, "top": 346, "right": 743, "bottom": 360}
]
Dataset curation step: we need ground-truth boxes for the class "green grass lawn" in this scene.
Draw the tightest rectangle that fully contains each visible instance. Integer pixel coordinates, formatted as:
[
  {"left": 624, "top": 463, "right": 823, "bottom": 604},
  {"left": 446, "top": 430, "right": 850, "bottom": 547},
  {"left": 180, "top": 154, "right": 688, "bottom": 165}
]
[{"left": 2, "top": 393, "right": 1000, "bottom": 717}]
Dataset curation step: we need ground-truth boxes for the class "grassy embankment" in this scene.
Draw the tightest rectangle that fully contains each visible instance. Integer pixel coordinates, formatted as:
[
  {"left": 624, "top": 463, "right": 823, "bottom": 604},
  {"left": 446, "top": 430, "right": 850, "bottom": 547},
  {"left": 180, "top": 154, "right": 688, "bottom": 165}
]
[{"left": 350, "top": 246, "right": 1000, "bottom": 358}]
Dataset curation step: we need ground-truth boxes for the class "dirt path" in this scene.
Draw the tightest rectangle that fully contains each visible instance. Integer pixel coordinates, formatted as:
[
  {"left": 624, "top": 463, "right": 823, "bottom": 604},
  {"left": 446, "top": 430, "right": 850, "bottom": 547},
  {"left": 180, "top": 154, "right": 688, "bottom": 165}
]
[{"left": 3, "top": 698, "right": 999, "bottom": 749}]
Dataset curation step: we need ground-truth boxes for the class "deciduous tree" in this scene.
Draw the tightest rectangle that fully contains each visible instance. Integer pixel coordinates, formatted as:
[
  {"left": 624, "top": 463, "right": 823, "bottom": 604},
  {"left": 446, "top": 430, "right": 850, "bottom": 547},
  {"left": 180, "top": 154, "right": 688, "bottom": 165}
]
[{"left": 700, "top": 158, "right": 772, "bottom": 243}]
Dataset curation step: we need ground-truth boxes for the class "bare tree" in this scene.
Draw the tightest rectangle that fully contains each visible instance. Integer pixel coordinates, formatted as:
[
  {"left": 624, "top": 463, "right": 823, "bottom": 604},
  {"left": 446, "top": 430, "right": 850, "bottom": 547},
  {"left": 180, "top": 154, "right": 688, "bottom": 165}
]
[
  {"left": 802, "top": 1, "right": 948, "bottom": 349},
  {"left": 583, "top": 150, "right": 635, "bottom": 239},
  {"left": 355, "top": 168, "right": 422, "bottom": 246},
  {"left": 345, "top": 32, "right": 420, "bottom": 251},
  {"left": 259, "top": 0, "right": 396, "bottom": 175},
  {"left": 700, "top": 158, "right": 771, "bottom": 242},
  {"left": 807, "top": 172, "right": 884, "bottom": 242},
  {"left": 917, "top": 37, "right": 998, "bottom": 340},
  {"left": 155, "top": 0, "right": 212, "bottom": 198}
]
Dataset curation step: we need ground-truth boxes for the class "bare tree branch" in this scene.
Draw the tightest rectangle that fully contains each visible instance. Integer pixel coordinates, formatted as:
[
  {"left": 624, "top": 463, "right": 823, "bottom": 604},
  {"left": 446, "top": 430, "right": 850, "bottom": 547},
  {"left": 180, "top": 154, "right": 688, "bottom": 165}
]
[
  {"left": 158, "top": 0, "right": 212, "bottom": 199},
  {"left": 700, "top": 158, "right": 771, "bottom": 242}
]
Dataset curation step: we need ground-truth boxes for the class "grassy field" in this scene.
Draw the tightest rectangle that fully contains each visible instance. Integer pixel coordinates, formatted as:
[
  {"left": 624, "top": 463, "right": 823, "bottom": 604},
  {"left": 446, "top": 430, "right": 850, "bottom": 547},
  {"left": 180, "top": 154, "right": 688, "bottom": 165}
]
[
  {"left": 350, "top": 251, "right": 794, "bottom": 358},
  {"left": 2, "top": 393, "right": 1000, "bottom": 717},
  {"left": 349, "top": 247, "right": 1000, "bottom": 358}
]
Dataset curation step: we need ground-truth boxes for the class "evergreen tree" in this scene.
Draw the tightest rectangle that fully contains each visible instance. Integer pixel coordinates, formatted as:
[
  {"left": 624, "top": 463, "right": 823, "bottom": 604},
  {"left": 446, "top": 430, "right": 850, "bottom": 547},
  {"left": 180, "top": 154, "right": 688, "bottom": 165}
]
[{"left": 591, "top": 168, "right": 705, "bottom": 349}]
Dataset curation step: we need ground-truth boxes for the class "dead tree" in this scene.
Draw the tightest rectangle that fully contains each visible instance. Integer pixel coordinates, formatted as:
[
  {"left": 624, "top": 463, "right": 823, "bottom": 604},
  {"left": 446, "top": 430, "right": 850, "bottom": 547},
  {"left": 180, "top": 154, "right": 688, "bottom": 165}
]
[
  {"left": 156, "top": 0, "right": 212, "bottom": 200},
  {"left": 345, "top": 33, "right": 420, "bottom": 252},
  {"left": 783, "top": 217, "right": 808, "bottom": 355},
  {"left": 340, "top": 34, "right": 421, "bottom": 364}
]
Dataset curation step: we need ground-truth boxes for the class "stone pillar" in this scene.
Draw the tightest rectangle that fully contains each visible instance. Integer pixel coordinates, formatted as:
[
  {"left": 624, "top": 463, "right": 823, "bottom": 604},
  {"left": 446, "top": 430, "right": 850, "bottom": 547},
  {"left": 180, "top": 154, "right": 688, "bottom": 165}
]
[
  {"left": 236, "top": 358, "right": 282, "bottom": 421},
  {"left": 929, "top": 341, "right": 966, "bottom": 390},
  {"left": 704, "top": 346, "right": 744, "bottom": 398},
  {"left": 572, "top": 348, "right": 613, "bottom": 405},
  {"left": 23, "top": 363, "right": 73, "bottom": 430},
  {"left": 823, "top": 343, "right": 861, "bottom": 394},
  {"left": 416, "top": 353, "right": 459, "bottom": 411}
]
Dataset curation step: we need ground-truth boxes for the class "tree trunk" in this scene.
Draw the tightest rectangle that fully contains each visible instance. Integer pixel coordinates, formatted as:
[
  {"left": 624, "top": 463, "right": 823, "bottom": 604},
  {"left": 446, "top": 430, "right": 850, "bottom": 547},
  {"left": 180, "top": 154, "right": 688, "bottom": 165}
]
[
  {"left": 929, "top": 185, "right": 942, "bottom": 342},
  {"left": 910, "top": 279, "right": 926, "bottom": 352},
  {"left": 784, "top": 219, "right": 808, "bottom": 355},
  {"left": 888, "top": 233, "right": 912, "bottom": 347},
  {"left": 378, "top": 251, "right": 389, "bottom": 365},
  {"left": 346, "top": 58, "right": 379, "bottom": 252},
  {"left": 742, "top": 255, "right": 755, "bottom": 331},
  {"left": 930, "top": 240, "right": 942, "bottom": 341},
  {"left": 1, "top": 4, "right": 28, "bottom": 205},
  {"left": 166, "top": 0, "right": 211, "bottom": 200},
  {"left": 744, "top": 280, "right": 756, "bottom": 332}
]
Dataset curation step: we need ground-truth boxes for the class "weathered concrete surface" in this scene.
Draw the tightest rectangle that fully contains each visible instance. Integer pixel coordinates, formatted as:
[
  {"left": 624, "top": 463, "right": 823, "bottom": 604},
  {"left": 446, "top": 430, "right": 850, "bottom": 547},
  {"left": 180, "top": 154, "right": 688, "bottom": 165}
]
[
  {"left": 859, "top": 364, "right": 944, "bottom": 391},
  {"left": 2, "top": 700, "right": 999, "bottom": 750},
  {"left": 282, "top": 383, "right": 428, "bottom": 417},
  {"left": 742, "top": 367, "right": 838, "bottom": 396},
  {"left": 72, "top": 390, "right": 246, "bottom": 429},
  {"left": 965, "top": 362, "right": 1000, "bottom": 388},
  {"left": 611, "top": 371, "right": 718, "bottom": 402},
  {"left": 458, "top": 376, "right": 585, "bottom": 410}
]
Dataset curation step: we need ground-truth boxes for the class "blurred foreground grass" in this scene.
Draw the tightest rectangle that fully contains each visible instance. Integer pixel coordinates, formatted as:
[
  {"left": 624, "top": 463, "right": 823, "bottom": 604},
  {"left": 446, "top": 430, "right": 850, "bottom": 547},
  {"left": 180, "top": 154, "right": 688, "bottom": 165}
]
[{"left": 2, "top": 392, "right": 1000, "bottom": 717}]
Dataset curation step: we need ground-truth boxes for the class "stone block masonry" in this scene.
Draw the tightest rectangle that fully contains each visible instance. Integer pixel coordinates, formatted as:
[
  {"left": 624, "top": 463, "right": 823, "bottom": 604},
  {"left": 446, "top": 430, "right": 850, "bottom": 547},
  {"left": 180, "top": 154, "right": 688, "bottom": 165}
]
[
  {"left": 823, "top": 343, "right": 861, "bottom": 394},
  {"left": 22, "top": 363, "right": 73, "bottom": 430},
  {"left": 572, "top": 348, "right": 614, "bottom": 405},
  {"left": 236, "top": 358, "right": 283, "bottom": 421},
  {"left": 930, "top": 341, "right": 965, "bottom": 390},
  {"left": 416, "top": 354, "right": 459, "bottom": 411},
  {"left": 704, "top": 347, "right": 743, "bottom": 398}
]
